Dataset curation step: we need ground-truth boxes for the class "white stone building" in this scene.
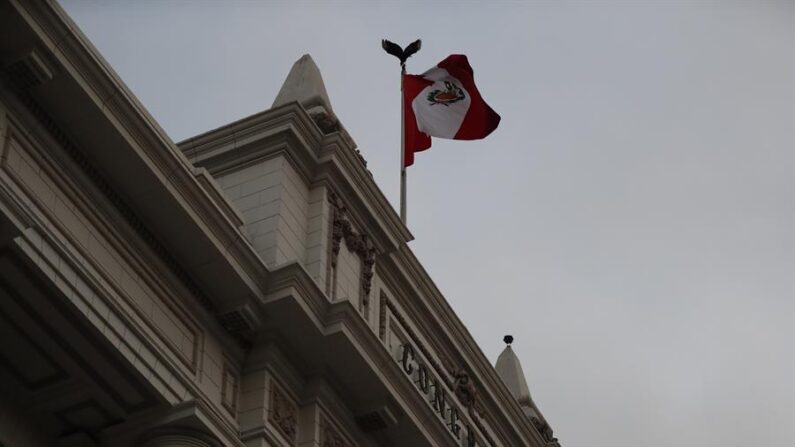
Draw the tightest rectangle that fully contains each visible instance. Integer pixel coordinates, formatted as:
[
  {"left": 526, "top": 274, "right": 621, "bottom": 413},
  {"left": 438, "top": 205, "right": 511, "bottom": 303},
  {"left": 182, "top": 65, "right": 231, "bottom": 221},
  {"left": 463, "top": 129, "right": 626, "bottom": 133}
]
[{"left": 0, "top": 2, "right": 560, "bottom": 446}]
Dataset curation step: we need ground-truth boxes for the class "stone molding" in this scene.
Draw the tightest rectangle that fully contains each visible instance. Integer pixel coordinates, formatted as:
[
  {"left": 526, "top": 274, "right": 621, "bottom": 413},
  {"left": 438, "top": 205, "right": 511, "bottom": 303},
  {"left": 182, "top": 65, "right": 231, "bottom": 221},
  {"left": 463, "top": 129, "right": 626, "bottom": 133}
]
[
  {"left": 385, "top": 298, "right": 495, "bottom": 445},
  {"left": 378, "top": 249, "right": 551, "bottom": 445},
  {"left": 176, "top": 101, "right": 411, "bottom": 255},
  {"left": 1, "top": 61, "right": 216, "bottom": 316},
  {"left": 0, "top": 100, "right": 206, "bottom": 373}
]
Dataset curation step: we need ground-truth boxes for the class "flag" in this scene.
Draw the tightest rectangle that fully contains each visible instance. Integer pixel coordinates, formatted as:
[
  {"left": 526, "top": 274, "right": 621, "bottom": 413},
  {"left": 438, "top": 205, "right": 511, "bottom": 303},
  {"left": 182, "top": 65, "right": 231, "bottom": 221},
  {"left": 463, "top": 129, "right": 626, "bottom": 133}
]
[{"left": 403, "top": 54, "right": 501, "bottom": 167}]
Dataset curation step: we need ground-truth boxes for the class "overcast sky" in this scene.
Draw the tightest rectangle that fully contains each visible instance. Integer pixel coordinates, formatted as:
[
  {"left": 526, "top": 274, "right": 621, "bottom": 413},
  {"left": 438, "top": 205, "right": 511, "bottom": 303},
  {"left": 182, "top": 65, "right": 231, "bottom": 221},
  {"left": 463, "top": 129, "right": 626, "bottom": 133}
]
[{"left": 59, "top": 1, "right": 794, "bottom": 446}]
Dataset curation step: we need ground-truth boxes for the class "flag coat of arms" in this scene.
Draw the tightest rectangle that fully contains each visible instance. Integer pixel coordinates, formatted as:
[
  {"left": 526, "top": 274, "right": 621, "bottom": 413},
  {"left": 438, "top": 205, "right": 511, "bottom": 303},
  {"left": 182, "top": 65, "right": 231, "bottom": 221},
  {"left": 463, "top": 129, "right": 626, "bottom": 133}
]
[{"left": 403, "top": 55, "right": 501, "bottom": 166}]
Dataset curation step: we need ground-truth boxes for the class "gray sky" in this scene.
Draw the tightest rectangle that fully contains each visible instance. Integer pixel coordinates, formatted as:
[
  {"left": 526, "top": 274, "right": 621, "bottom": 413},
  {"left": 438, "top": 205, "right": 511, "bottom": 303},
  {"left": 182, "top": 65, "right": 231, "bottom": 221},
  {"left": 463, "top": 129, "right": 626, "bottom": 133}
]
[{"left": 60, "top": 1, "right": 794, "bottom": 446}]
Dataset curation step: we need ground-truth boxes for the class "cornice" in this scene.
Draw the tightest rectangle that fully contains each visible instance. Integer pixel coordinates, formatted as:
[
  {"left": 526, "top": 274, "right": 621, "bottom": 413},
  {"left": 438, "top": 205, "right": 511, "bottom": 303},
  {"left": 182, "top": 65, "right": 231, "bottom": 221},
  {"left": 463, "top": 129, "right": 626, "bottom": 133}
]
[
  {"left": 9, "top": 0, "right": 272, "bottom": 322},
  {"left": 179, "top": 103, "right": 322, "bottom": 181},
  {"left": 177, "top": 102, "right": 413, "bottom": 255},
  {"left": 259, "top": 262, "right": 463, "bottom": 447},
  {"left": 379, "top": 247, "right": 550, "bottom": 446}
]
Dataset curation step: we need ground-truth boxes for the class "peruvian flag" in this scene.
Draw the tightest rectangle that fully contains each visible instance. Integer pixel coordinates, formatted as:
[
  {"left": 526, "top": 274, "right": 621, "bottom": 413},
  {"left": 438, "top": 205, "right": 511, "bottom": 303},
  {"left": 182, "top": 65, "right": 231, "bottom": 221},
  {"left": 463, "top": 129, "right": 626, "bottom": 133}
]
[{"left": 403, "top": 55, "right": 500, "bottom": 167}]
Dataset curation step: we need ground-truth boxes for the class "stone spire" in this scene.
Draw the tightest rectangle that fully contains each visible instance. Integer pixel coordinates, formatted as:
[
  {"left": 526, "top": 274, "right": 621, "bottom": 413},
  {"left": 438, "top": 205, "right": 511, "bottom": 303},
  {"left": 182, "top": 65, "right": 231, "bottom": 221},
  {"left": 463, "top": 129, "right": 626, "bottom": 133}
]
[
  {"left": 272, "top": 54, "right": 334, "bottom": 116},
  {"left": 495, "top": 335, "right": 540, "bottom": 419}
]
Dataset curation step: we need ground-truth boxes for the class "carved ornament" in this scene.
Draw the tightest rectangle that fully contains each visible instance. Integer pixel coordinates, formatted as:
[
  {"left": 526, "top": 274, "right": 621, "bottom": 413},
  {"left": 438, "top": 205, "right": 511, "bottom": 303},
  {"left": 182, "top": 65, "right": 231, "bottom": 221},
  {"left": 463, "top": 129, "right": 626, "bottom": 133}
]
[
  {"left": 269, "top": 382, "right": 298, "bottom": 444},
  {"left": 320, "top": 418, "right": 349, "bottom": 447},
  {"left": 328, "top": 192, "right": 377, "bottom": 305}
]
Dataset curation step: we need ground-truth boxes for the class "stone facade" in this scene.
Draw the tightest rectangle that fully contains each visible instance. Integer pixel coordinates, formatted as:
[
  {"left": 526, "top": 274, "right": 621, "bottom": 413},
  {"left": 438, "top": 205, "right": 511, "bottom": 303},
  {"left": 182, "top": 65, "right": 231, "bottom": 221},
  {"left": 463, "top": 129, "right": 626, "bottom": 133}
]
[{"left": 0, "top": 1, "right": 560, "bottom": 446}]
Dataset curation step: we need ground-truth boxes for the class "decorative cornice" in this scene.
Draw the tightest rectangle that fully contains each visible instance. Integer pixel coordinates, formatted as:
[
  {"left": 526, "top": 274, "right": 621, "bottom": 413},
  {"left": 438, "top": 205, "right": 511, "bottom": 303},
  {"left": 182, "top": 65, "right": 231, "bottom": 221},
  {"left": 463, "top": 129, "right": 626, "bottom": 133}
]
[
  {"left": 179, "top": 103, "right": 323, "bottom": 182},
  {"left": 0, "top": 81, "right": 216, "bottom": 315},
  {"left": 259, "top": 262, "right": 488, "bottom": 446},
  {"left": 176, "top": 102, "right": 412, "bottom": 255},
  {"left": 385, "top": 296, "right": 496, "bottom": 444},
  {"left": 5, "top": 0, "right": 273, "bottom": 346},
  {"left": 378, "top": 249, "right": 551, "bottom": 446}
]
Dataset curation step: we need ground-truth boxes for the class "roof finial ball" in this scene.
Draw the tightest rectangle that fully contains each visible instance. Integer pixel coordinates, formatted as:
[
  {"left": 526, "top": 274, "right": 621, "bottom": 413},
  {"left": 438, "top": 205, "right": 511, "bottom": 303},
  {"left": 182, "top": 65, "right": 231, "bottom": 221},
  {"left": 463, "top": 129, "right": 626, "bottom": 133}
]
[{"left": 503, "top": 335, "right": 514, "bottom": 345}]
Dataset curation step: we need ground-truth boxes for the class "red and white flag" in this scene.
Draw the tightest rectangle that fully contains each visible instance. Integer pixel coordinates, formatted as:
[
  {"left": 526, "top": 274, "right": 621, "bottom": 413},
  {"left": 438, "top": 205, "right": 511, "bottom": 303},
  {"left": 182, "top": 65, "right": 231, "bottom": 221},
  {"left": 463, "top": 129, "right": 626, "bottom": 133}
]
[{"left": 403, "top": 55, "right": 501, "bottom": 167}]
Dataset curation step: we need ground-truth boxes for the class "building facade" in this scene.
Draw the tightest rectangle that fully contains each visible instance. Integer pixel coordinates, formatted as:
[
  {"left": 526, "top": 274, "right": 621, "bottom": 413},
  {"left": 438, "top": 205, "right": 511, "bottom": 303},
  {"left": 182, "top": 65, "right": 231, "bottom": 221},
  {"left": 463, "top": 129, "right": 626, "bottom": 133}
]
[{"left": 0, "top": 2, "right": 560, "bottom": 446}]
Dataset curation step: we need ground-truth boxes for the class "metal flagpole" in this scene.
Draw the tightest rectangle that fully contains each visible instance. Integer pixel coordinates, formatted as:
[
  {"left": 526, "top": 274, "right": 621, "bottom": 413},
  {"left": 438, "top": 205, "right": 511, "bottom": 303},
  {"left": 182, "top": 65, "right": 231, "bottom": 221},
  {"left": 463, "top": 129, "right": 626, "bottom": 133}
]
[
  {"left": 382, "top": 39, "right": 421, "bottom": 225},
  {"left": 400, "top": 63, "right": 407, "bottom": 223}
]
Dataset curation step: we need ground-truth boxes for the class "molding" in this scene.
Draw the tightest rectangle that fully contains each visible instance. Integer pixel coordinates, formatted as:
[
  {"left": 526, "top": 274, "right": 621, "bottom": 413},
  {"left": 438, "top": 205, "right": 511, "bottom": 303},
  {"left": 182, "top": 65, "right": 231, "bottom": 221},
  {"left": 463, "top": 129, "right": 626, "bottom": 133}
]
[
  {"left": 176, "top": 102, "right": 412, "bottom": 256},
  {"left": 378, "top": 249, "right": 550, "bottom": 446},
  {"left": 7, "top": 0, "right": 270, "bottom": 338},
  {"left": 0, "top": 106, "right": 207, "bottom": 372},
  {"left": 259, "top": 262, "right": 473, "bottom": 447},
  {"left": 193, "top": 167, "right": 244, "bottom": 229},
  {"left": 1, "top": 224, "right": 244, "bottom": 445},
  {"left": 0, "top": 247, "right": 159, "bottom": 414}
]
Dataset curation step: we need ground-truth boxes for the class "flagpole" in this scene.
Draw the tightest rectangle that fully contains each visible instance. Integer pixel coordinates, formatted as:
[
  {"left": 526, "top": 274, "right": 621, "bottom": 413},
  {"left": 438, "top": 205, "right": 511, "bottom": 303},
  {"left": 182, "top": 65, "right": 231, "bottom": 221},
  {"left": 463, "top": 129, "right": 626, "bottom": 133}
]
[
  {"left": 400, "top": 63, "right": 407, "bottom": 224},
  {"left": 382, "top": 39, "right": 421, "bottom": 226}
]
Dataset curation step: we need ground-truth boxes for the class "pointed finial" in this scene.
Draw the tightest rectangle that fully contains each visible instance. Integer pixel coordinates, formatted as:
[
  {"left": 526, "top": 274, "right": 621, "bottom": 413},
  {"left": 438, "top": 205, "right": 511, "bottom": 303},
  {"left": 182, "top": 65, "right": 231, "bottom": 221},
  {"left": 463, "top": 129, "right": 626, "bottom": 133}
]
[
  {"left": 496, "top": 335, "right": 537, "bottom": 416},
  {"left": 272, "top": 54, "right": 333, "bottom": 114}
]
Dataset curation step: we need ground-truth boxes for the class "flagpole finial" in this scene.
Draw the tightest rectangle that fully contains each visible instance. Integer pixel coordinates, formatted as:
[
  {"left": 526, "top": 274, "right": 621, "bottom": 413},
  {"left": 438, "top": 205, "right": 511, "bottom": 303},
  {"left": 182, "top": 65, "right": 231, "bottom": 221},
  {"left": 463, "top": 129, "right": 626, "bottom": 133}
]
[{"left": 381, "top": 38, "right": 422, "bottom": 70}]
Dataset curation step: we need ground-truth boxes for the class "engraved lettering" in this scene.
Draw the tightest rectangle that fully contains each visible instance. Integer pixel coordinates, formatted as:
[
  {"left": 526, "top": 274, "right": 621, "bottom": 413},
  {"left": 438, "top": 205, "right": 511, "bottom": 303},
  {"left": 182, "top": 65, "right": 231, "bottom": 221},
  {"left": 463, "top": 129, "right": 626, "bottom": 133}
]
[
  {"left": 449, "top": 407, "right": 461, "bottom": 439},
  {"left": 465, "top": 425, "right": 477, "bottom": 447},
  {"left": 432, "top": 379, "right": 446, "bottom": 415},
  {"left": 417, "top": 364, "right": 430, "bottom": 393},
  {"left": 402, "top": 344, "right": 415, "bottom": 375}
]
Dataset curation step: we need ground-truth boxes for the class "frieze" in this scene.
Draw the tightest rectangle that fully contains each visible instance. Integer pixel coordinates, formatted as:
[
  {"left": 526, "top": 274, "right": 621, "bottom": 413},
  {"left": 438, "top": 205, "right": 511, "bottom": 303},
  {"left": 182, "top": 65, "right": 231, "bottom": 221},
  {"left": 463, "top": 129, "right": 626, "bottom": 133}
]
[
  {"left": 385, "top": 299, "right": 454, "bottom": 389},
  {"left": 399, "top": 343, "right": 488, "bottom": 447},
  {"left": 386, "top": 299, "right": 496, "bottom": 446}
]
